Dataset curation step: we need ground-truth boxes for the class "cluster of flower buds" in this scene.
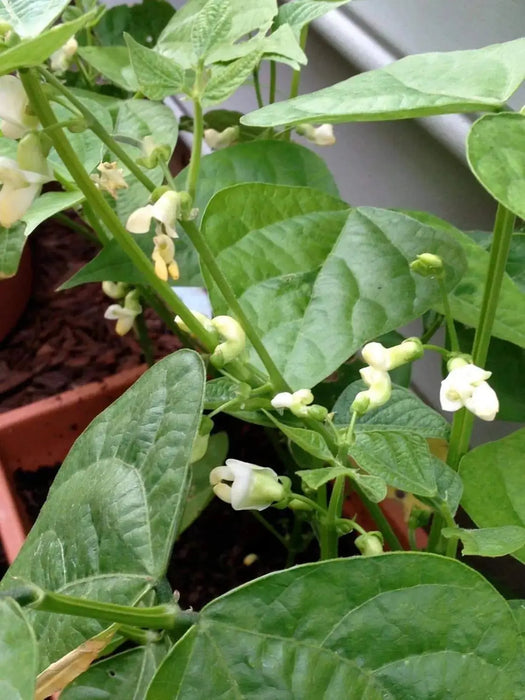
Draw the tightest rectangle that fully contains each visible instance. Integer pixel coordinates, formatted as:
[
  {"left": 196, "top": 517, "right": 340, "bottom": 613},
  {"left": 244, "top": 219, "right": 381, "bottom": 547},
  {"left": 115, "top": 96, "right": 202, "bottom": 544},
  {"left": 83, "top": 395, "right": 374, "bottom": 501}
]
[
  {"left": 271, "top": 388, "right": 328, "bottom": 421},
  {"left": 91, "top": 161, "right": 128, "bottom": 199},
  {"left": 204, "top": 125, "right": 239, "bottom": 151},
  {"left": 175, "top": 312, "right": 246, "bottom": 368},
  {"left": 440, "top": 355, "right": 499, "bottom": 421},
  {"left": 103, "top": 286, "right": 142, "bottom": 336},
  {"left": 351, "top": 338, "right": 423, "bottom": 415},
  {"left": 295, "top": 123, "right": 336, "bottom": 146}
]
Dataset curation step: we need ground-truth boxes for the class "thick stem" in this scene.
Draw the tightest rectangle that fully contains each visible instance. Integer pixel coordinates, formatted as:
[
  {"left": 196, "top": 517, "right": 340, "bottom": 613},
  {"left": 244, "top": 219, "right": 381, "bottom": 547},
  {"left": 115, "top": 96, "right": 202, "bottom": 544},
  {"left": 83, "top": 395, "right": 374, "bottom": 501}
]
[
  {"left": 445, "top": 203, "right": 515, "bottom": 470},
  {"left": 181, "top": 219, "right": 290, "bottom": 391},
  {"left": 21, "top": 69, "right": 217, "bottom": 351},
  {"left": 186, "top": 98, "right": 203, "bottom": 202},
  {"left": 320, "top": 474, "right": 346, "bottom": 559},
  {"left": 39, "top": 67, "right": 157, "bottom": 192}
]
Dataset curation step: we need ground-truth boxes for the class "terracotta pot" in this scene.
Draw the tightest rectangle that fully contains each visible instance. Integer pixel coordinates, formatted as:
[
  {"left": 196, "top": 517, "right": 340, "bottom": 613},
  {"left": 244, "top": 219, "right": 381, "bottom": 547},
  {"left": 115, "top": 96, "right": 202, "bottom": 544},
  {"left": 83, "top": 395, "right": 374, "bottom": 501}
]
[
  {"left": 0, "top": 245, "right": 32, "bottom": 343},
  {"left": 0, "top": 365, "right": 146, "bottom": 564}
]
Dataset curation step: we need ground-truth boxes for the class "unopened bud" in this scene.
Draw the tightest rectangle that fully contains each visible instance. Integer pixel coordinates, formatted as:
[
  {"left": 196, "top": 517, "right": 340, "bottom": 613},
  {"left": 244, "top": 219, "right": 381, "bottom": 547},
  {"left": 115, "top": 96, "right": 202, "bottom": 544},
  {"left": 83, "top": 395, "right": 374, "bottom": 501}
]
[
  {"left": 410, "top": 253, "right": 444, "bottom": 278},
  {"left": 355, "top": 532, "right": 384, "bottom": 556},
  {"left": 102, "top": 281, "right": 128, "bottom": 299},
  {"left": 209, "top": 316, "right": 246, "bottom": 368}
]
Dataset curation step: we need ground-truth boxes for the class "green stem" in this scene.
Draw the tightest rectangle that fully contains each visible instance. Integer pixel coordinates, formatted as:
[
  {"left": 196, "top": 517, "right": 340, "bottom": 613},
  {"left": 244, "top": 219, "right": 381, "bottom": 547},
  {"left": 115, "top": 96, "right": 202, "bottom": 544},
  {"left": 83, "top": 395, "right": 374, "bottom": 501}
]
[
  {"left": 422, "top": 343, "right": 449, "bottom": 358},
  {"left": 445, "top": 203, "right": 515, "bottom": 470},
  {"left": 288, "top": 26, "right": 308, "bottom": 100},
  {"left": 438, "top": 277, "right": 459, "bottom": 352},
  {"left": 320, "top": 474, "right": 346, "bottom": 559},
  {"left": 39, "top": 67, "right": 157, "bottom": 192},
  {"left": 352, "top": 484, "right": 403, "bottom": 551},
  {"left": 52, "top": 212, "right": 98, "bottom": 244},
  {"left": 269, "top": 61, "right": 276, "bottom": 104},
  {"left": 134, "top": 311, "right": 154, "bottom": 367},
  {"left": 21, "top": 69, "right": 217, "bottom": 351},
  {"left": 181, "top": 219, "right": 290, "bottom": 391},
  {"left": 253, "top": 67, "right": 264, "bottom": 108},
  {"left": 420, "top": 313, "right": 444, "bottom": 344},
  {"left": 159, "top": 158, "right": 178, "bottom": 190},
  {"left": 187, "top": 98, "right": 203, "bottom": 203}
]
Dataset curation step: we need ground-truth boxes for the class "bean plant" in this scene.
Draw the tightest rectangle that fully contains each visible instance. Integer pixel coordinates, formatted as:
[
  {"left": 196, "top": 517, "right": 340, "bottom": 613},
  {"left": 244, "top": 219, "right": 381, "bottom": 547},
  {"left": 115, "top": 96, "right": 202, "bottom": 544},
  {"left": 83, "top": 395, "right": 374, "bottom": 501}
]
[{"left": 1, "top": 0, "right": 525, "bottom": 697}]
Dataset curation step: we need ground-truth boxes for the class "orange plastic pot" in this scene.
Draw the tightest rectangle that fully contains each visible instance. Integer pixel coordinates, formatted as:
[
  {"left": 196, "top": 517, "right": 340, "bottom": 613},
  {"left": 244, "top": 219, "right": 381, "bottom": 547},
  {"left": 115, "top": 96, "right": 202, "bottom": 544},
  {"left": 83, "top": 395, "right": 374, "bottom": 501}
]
[{"left": 0, "top": 245, "right": 32, "bottom": 343}]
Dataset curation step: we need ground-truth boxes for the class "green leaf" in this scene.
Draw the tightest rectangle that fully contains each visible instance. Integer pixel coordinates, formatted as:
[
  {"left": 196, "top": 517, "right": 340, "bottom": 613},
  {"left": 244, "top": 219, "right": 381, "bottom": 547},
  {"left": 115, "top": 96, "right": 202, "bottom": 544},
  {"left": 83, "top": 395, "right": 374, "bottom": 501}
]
[
  {"left": 352, "top": 472, "right": 388, "bottom": 503},
  {"left": 179, "top": 432, "right": 229, "bottom": 533},
  {"left": 203, "top": 50, "right": 263, "bottom": 106},
  {"left": 0, "top": 191, "right": 84, "bottom": 278},
  {"left": 78, "top": 46, "right": 139, "bottom": 92},
  {"left": 1, "top": 350, "right": 205, "bottom": 669},
  {"left": 442, "top": 526, "right": 525, "bottom": 557},
  {"left": 60, "top": 645, "right": 165, "bottom": 699},
  {"left": 0, "top": 13, "right": 95, "bottom": 75},
  {"left": 427, "top": 457, "right": 463, "bottom": 516},
  {"left": 156, "top": 0, "right": 277, "bottom": 69},
  {"left": 0, "top": 598, "right": 37, "bottom": 699},
  {"left": 94, "top": 0, "right": 174, "bottom": 48},
  {"left": 460, "top": 428, "right": 525, "bottom": 564},
  {"left": 267, "top": 414, "right": 334, "bottom": 462},
  {"left": 467, "top": 230, "right": 525, "bottom": 294},
  {"left": 296, "top": 466, "right": 387, "bottom": 502},
  {"left": 147, "top": 554, "right": 523, "bottom": 699},
  {"left": 203, "top": 194, "right": 465, "bottom": 388},
  {"left": 241, "top": 38, "right": 525, "bottom": 128},
  {"left": 276, "top": 0, "right": 350, "bottom": 37},
  {"left": 125, "top": 34, "right": 184, "bottom": 100},
  {"left": 209, "top": 23, "right": 306, "bottom": 69},
  {"left": 296, "top": 465, "right": 350, "bottom": 490},
  {"left": 191, "top": 0, "right": 232, "bottom": 60},
  {"left": 0, "top": 0, "right": 70, "bottom": 37},
  {"left": 467, "top": 112, "right": 525, "bottom": 219},
  {"left": 350, "top": 430, "right": 437, "bottom": 497},
  {"left": 204, "top": 376, "right": 245, "bottom": 409},
  {"left": 333, "top": 382, "right": 450, "bottom": 439},
  {"left": 407, "top": 210, "right": 525, "bottom": 349}
]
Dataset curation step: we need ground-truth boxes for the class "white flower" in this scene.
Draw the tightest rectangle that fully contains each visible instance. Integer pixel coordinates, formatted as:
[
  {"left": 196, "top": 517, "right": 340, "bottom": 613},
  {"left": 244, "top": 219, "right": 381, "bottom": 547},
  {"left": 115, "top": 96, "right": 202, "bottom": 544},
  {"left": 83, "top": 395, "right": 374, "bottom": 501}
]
[
  {"left": 352, "top": 366, "right": 392, "bottom": 414},
  {"left": 91, "top": 161, "right": 128, "bottom": 199},
  {"left": 209, "top": 315, "right": 246, "bottom": 368},
  {"left": 440, "top": 359, "right": 498, "bottom": 421},
  {"left": 50, "top": 36, "right": 78, "bottom": 74},
  {"left": 0, "top": 75, "right": 39, "bottom": 140},
  {"left": 175, "top": 310, "right": 217, "bottom": 337},
  {"left": 296, "top": 123, "right": 335, "bottom": 146},
  {"left": 126, "top": 190, "right": 180, "bottom": 238},
  {"left": 204, "top": 126, "right": 239, "bottom": 150},
  {"left": 271, "top": 389, "right": 314, "bottom": 417},
  {"left": 362, "top": 338, "right": 423, "bottom": 372},
  {"left": 152, "top": 233, "right": 179, "bottom": 282},
  {"left": 361, "top": 342, "right": 391, "bottom": 371},
  {"left": 104, "top": 290, "right": 142, "bottom": 336},
  {"left": 209, "top": 459, "right": 285, "bottom": 511}
]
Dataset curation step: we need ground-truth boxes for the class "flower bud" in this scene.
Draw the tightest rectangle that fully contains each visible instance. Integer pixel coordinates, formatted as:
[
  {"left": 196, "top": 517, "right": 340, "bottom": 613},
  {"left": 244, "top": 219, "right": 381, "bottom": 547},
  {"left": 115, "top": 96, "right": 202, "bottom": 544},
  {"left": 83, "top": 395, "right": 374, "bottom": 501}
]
[
  {"left": 359, "top": 366, "right": 392, "bottom": 410},
  {"left": 410, "top": 253, "right": 444, "bottom": 278},
  {"left": 102, "top": 281, "right": 128, "bottom": 299},
  {"left": 204, "top": 125, "right": 239, "bottom": 150},
  {"left": 50, "top": 36, "right": 78, "bottom": 74},
  {"left": 190, "top": 416, "right": 213, "bottom": 463},
  {"left": 355, "top": 532, "right": 384, "bottom": 556},
  {"left": 350, "top": 391, "right": 370, "bottom": 416},
  {"left": 136, "top": 135, "right": 172, "bottom": 169},
  {"left": 175, "top": 311, "right": 218, "bottom": 339},
  {"left": 210, "top": 459, "right": 285, "bottom": 511},
  {"left": 271, "top": 389, "right": 314, "bottom": 417},
  {"left": 209, "top": 316, "right": 246, "bottom": 368},
  {"left": 295, "top": 123, "right": 335, "bottom": 146}
]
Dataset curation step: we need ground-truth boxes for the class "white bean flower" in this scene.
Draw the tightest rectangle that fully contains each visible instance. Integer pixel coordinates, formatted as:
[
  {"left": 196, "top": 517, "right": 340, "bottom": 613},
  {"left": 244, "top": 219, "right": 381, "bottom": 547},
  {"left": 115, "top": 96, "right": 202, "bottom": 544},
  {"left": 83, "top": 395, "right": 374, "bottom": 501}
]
[
  {"left": 271, "top": 389, "right": 314, "bottom": 416},
  {"left": 440, "top": 358, "right": 499, "bottom": 421},
  {"left": 91, "top": 161, "right": 128, "bottom": 199},
  {"left": 210, "top": 459, "right": 285, "bottom": 511},
  {"left": 0, "top": 75, "right": 39, "bottom": 139},
  {"left": 152, "top": 233, "right": 179, "bottom": 282},
  {"left": 296, "top": 123, "right": 335, "bottom": 146},
  {"left": 126, "top": 190, "right": 180, "bottom": 239},
  {"left": 104, "top": 290, "right": 142, "bottom": 336}
]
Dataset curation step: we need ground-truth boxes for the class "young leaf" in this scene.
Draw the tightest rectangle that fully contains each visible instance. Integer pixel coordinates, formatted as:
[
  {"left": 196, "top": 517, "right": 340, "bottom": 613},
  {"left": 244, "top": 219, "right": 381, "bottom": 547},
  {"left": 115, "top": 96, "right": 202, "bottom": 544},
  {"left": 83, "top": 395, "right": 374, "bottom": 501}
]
[
  {"left": 296, "top": 465, "right": 351, "bottom": 490},
  {"left": 202, "top": 192, "right": 465, "bottom": 388},
  {"left": 241, "top": 38, "right": 525, "bottom": 127},
  {"left": 125, "top": 34, "right": 184, "bottom": 100},
  {"left": 0, "top": 0, "right": 72, "bottom": 37},
  {"left": 276, "top": 0, "right": 350, "bottom": 38},
  {"left": 0, "top": 598, "right": 38, "bottom": 699},
  {"left": 0, "top": 223, "right": 25, "bottom": 279},
  {"left": 267, "top": 414, "right": 335, "bottom": 462},
  {"left": 78, "top": 46, "right": 139, "bottom": 92},
  {"left": 146, "top": 554, "right": 523, "bottom": 698},
  {"left": 467, "top": 112, "right": 525, "bottom": 220},
  {"left": 209, "top": 24, "right": 306, "bottom": 69},
  {"left": 0, "top": 13, "right": 96, "bottom": 75},
  {"left": 349, "top": 429, "right": 437, "bottom": 497},
  {"left": 351, "top": 472, "right": 388, "bottom": 503},
  {"left": 191, "top": 0, "right": 232, "bottom": 60},
  {"left": 442, "top": 526, "right": 525, "bottom": 558},
  {"left": 297, "top": 466, "right": 387, "bottom": 503},
  {"left": 0, "top": 350, "right": 205, "bottom": 670},
  {"left": 333, "top": 382, "right": 450, "bottom": 439},
  {"left": 203, "top": 50, "right": 263, "bottom": 106},
  {"left": 460, "top": 428, "right": 525, "bottom": 564}
]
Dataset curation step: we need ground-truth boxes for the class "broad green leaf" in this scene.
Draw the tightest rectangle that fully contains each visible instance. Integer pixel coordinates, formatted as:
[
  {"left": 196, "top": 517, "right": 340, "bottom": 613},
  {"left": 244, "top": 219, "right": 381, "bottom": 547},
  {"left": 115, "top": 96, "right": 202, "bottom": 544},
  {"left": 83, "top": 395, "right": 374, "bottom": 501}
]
[
  {"left": 1, "top": 350, "right": 205, "bottom": 669},
  {"left": 460, "top": 428, "right": 525, "bottom": 564},
  {"left": 0, "top": 191, "right": 84, "bottom": 278},
  {"left": 467, "top": 112, "right": 525, "bottom": 219},
  {"left": 442, "top": 526, "right": 525, "bottom": 557},
  {"left": 242, "top": 38, "right": 525, "bottom": 128},
  {"left": 203, "top": 50, "right": 263, "bottom": 106},
  {"left": 276, "top": 0, "right": 350, "bottom": 38},
  {"left": 408, "top": 210, "right": 525, "bottom": 349},
  {"left": 333, "top": 382, "right": 450, "bottom": 439},
  {"left": 426, "top": 456, "right": 463, "bottom": 516},
  {"left": 94, "top": 0, "right": 174, "bottom": 48},
  {"left": 49, "top": 98, "right": 112, "bottom": 180},
  {"left": 0, "top": 13, "right": 95, "bottom": 75},
  {"left": 156, "top": 0, "right": 277, "bottom": 69},
  {"left": 352, "top": 472, "right": 388, "bottom": 503},
  {"left": 60, "top": 645, "right": 165, "bottom": 699},
  {"left": 125, "top": 34, "right": 184, "bottom": 100},
  {"left": 509, "top": 600, "right": 525, "bottom": 637},
  {"left": 0, "top": 0, "right": 70, "bottom": 37},
  {"left": 267, "top": 414, "right": 334, "bottom": 462},
  {"left": 203, "top": 193, "right": 465, "bottom": 388},
  {"left": 456, "top": 324, "right": 525, "bottom": 422},
  {"left": 191, "top": 0, "right": 232, "bottom": 60},
  {"left": 179, "top": 432, "right": 229, "bottom": 533},
  {"left": 78, "top": 46, "right": 139, "bottom": 92},
  {"left": 147, "top": 554, "right": 523, "bottom": 699},
  {"left": 349, "top": 430, "right": 437, "bottom": 497},
  {"left": 0, "top": 598, "right": 37, "bottom": 699}
]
